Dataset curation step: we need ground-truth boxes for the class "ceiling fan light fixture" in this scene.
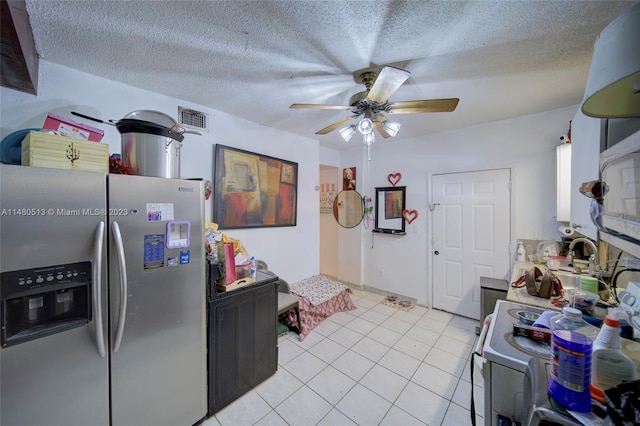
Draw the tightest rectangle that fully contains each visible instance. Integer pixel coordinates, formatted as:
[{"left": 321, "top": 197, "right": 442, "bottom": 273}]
[
  {"left": 363, "top": 132, "right": 375, "bottom": 146},
  {"left": 363, "top": 132, "right": 376, "bottom": 162},
  {"left": 381, "top": 121, "right": 401, "bottom": 137},
  {"left": 338, "top": 125, "right": 356, "bottom": 142},
  {"left": 357, "top": 117, "right": 373, "bottom": 135},
  {"left": 289, "top": 64, "right": 459, "bottom": 159}
]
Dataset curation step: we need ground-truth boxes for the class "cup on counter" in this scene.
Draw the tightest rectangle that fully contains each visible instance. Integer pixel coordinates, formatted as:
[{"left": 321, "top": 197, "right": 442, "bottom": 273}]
[
  {"left": 564, "top": 289, "right": 598, "bottom": 315},
  {"left": 547, "top": 259, "right": 560, "bottom": 270}
]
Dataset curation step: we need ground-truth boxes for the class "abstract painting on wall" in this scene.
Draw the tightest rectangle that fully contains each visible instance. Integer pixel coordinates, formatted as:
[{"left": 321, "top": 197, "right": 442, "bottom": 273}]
[
  {"left": 214, "top": 144, "right": 298, "bottom": 228},
  {"left": 385, "top": 190, "right": 403, "bottom": 219}
]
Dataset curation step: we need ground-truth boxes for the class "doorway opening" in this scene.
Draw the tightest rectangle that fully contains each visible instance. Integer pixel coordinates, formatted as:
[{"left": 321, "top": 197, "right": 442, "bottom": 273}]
[{"left": 319, "top": 165, "right": 339, "bottom": 279}]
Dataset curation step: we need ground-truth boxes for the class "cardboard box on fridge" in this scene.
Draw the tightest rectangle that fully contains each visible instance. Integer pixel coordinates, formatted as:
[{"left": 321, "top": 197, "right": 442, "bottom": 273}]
[
  {"left": 22, "top": 131, "right": 109, "bottom": 172},
  {"left": 42, "top": 113, "right": 104, "bottom": 142}
]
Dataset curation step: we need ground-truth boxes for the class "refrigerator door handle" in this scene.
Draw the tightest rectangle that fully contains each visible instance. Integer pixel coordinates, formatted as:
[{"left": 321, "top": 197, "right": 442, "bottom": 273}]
[
  {"left": 112, "top": 221, "right": 128, "bottom": 353},
  {"left": 93, "top": 221, "right": 106, "bottom": 357}
]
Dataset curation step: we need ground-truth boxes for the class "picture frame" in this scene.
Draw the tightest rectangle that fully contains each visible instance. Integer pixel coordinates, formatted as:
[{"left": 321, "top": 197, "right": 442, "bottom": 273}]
[
  {"left": 374, "top": 186, "right": 406, "bottom": 233},
  {"left": 214, "top": 144, "right": 298, "bottom": 228},
  {"left": 343, "top": 167, "right": 356, "bottom": 190}
]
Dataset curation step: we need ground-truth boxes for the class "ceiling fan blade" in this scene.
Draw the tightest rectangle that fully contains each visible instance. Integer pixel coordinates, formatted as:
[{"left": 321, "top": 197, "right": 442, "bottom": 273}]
[
  {"left": 373, "top": 121, "right": 392, "bottom": 139},
  {"left": 315, "top": 116, "right": 358, "bottom": 135},
  {"left": 387, "top": 98, "right": 459, "bottom": 114},
  {"left": 367, "top": 66, "right": 411, "bottom": 103},
  {"left": 289, "top": 103, "right": 351, "bottom": 110}
]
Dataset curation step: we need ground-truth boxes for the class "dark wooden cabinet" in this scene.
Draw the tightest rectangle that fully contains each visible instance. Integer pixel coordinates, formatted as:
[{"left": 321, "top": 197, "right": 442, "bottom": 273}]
[{"left": 207, "top": 270, "right": 278, "bottom": 416}]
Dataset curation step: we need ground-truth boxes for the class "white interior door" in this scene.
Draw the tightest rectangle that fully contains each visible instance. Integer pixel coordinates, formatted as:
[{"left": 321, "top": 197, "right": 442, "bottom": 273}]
[{"left": 431, "top": 169, "right": 511, "bottom": 319}]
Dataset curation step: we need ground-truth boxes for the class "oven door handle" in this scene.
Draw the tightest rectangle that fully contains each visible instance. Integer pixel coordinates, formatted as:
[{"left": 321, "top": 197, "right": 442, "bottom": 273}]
[
  {"left": 474, "top": 313, "right": 492, "bottom": 356},
  {"left": 112, "top": 221, "right": 128, "bottom": 354},
  {"left": 93, "top": 221, "right": 106, "bottom": 357}
]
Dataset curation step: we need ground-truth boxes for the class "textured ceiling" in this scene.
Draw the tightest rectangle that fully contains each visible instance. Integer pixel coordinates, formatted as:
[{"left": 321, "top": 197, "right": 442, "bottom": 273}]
[{"left": 24, "top": 0, "right": 638, "bottom": 150}]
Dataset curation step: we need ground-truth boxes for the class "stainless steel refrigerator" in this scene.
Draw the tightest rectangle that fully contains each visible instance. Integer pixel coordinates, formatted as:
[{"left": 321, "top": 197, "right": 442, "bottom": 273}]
[{"left": 0, "top": 164, "right": 207, "bottom": 426}]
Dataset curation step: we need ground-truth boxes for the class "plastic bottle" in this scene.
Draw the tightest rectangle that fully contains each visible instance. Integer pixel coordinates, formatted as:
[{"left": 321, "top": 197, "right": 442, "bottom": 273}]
[
  {"left": 547, "top": 330, "right": 593, "bottom": 412},
  {"left": 547, "top": 306, "right": 598, "bottom": 413},
  {"left": 517, "top": 241, "right": 526, "bottom": 261},
  {"left": 591, "top": 316, "right": 637, "bottom": 390},
  {"left": 549, "top": 307, "right": 599, "bottom": 340}
]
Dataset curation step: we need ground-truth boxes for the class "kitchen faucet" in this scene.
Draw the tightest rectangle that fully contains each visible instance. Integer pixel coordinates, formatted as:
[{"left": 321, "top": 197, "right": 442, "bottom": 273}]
[{"left": 567, "top": 237, "right": 599, "bottom": 275}]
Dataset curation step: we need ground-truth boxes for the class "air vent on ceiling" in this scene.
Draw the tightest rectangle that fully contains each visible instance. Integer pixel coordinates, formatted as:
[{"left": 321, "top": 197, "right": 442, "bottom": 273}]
[{"left": 178, "top": 106, "right": 209, "bottom": 132}]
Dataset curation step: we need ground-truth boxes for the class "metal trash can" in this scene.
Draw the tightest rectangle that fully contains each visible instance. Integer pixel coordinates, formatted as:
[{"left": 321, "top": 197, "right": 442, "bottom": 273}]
[{"left": 477, "top": 276, "right": 509, "bottom": 334}]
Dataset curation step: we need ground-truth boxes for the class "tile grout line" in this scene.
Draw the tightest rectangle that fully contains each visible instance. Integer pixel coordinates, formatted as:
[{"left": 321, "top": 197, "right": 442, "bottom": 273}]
[
  {"left": 233, "top": 295, "right": 481, "bottom": 426},
  {"left": 324, "top": 304, "right": 445, "bottom": 423}
]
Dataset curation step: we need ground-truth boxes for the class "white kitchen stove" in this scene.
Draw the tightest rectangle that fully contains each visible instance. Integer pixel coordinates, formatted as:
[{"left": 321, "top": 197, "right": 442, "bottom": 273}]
[
  {"left": 481, "top": 300, "right": 555, "bottom": 425},
  {"left": 483, "top": 300, "right": 551, "bottom": 372}
]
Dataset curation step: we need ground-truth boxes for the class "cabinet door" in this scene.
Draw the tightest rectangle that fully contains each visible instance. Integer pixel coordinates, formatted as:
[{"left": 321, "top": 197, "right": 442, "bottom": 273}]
[
  {"left": 570, "top": 110, "right": 601, "bottom": 240},
  {"left": 208, "top": 281, "right": 277, "bottom": 415}
]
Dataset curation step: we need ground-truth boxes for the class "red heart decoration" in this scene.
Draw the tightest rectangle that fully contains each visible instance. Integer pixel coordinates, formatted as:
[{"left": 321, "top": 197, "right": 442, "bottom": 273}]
[
  {"left": 402, "top": 209, "right": 418, "bottom": 224},
  {"left": 387, "top": 173, "right": 402, "bottom": 186}
]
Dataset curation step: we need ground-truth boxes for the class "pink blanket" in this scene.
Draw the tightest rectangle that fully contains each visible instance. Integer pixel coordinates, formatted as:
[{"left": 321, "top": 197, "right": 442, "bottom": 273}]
[{"left": 283, "top": 287, "right": 356, "bottom": 341}]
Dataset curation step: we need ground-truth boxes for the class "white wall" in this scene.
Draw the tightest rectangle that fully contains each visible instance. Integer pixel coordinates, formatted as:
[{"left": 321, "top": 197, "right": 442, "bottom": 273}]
[
  {"left": 319, "top": 146, "right": 340, "bottom": 167},
  {"left": 569, "top": 109, "right": 601, "bottom": 240},
  {"left": 337, "top": 106, "right": 578, "bottom": 306},
  {"left": 0, "top": 61, "right": 320, "bottom": 283}
]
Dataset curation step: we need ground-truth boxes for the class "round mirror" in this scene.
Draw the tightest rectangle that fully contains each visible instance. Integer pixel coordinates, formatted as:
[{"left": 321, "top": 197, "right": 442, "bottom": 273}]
[{"left": 333, "top": 190, "right": 365, "bottom": 228}]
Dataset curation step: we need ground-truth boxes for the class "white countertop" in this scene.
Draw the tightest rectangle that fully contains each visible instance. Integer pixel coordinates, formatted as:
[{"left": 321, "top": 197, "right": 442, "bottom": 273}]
[
  {"left": 507, "top": 261, "right": 566, "bottom": 311},
  {"left": 503, "top": 261, "right": 640, "bottom": 370}
]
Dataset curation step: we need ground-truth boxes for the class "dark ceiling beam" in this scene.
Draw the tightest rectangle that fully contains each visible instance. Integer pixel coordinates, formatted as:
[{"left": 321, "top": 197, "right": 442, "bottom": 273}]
[{"left": 1, "top": 0, "right": 38, "bottom": 95}]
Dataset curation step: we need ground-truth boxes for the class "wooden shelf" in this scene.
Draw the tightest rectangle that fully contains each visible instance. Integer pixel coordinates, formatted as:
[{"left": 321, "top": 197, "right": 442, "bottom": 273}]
[{"left": 372, "top": 229, "right": 406, "bottom": 236}]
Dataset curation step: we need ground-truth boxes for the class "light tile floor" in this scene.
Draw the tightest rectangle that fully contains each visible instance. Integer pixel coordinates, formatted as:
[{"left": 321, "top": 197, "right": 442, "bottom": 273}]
[{"left": 204, "top": 288, "right": 484, "bottom": 426}]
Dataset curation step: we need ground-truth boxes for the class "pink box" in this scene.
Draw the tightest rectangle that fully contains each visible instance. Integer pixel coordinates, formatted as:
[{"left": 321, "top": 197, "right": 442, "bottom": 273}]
[
  {"left": 43, "top": 113, "right": 104, "bottom": 142},
  {"left": 224, "top": 242, "right": 236, "bottom": 284}
]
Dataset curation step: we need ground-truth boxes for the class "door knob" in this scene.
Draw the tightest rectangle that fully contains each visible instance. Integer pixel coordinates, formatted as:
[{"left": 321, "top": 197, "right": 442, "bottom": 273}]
[{"left": 434, "top": 250, "right": 440, "bottom": 255}]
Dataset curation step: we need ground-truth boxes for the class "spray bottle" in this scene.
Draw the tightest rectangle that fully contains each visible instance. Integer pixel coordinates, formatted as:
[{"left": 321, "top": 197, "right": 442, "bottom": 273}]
[
  {"left": 591, "top": 310, "right": 637, "bottom": 391},
  {"left": 517, "top": 241, "right": 526, "bottom": 262}
]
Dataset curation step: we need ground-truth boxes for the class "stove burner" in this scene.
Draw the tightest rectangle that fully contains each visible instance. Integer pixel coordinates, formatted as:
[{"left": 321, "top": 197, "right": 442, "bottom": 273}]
[
  {"left": 504, "top": 332, "right": 551, "bottom": 359},
  {"left": 506, "top": 308, "right": 520, "bottom": 320},
  {"left": 507, "top": 307, "right": 540, "bottom": 321}
]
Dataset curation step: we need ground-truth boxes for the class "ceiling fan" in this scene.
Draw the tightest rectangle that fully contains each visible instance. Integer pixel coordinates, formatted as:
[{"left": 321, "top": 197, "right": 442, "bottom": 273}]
[{"left": 289, "top": 65, "right": 459, "bottom": 158}]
